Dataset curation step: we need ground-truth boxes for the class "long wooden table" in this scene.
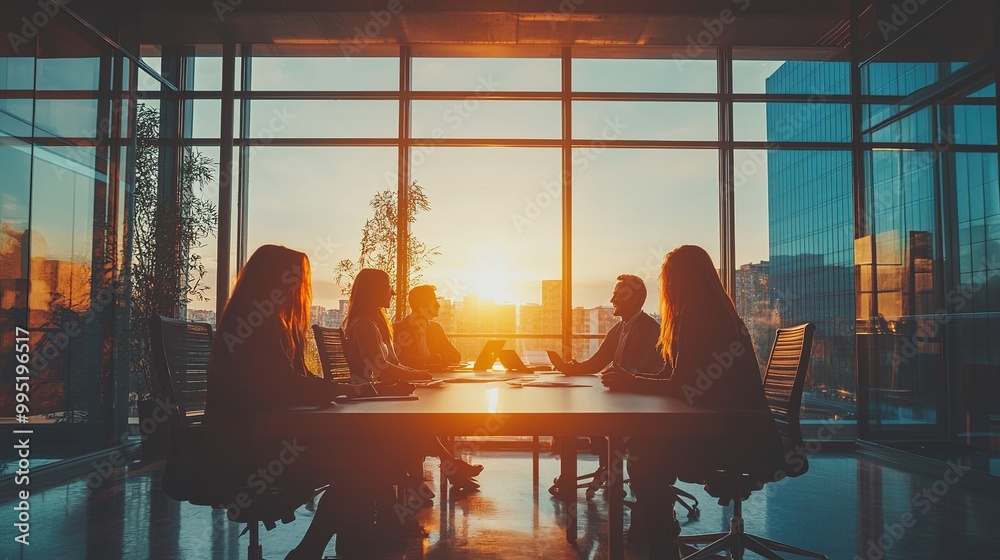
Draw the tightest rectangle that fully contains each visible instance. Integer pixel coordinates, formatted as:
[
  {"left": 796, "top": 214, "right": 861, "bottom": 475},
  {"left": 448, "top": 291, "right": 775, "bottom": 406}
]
[{"left": 255, "top": 373, "right": 771, "bottom": 560}]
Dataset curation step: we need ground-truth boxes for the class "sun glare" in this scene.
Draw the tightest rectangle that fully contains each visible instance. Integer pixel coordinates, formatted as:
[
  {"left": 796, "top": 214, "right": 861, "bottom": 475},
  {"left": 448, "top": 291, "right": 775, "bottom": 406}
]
[{"left": 467, "top": 268, "right": 518, "bottom": 303}]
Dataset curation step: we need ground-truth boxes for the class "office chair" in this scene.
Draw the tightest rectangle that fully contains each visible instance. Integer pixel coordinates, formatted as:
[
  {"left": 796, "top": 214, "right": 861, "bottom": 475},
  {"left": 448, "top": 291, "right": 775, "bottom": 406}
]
[
  {"left": 153, "top": 315, "right": 315, "bottom": 560},
  {"left": 311, "top": 324, "right": 352, "bottom": 382},
  {"left": 677, "top": 323, "right": 829, "bottom": 560}
]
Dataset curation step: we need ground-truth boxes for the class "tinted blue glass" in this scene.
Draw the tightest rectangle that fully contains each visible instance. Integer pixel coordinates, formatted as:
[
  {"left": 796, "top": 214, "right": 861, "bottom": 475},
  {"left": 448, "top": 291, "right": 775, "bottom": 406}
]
[
  {"left": 35, "top": 57, "right": 101, "bottom": 90},
  {"left": 0, "top": 57, "right": 35, "bottom": 89}
]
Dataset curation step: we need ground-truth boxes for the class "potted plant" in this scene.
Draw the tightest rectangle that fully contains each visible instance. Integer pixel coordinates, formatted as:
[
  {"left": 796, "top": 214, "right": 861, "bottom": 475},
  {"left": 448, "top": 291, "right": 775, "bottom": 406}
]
[{"left": 129, "top": 103, "right": 217, "bottom": 454}]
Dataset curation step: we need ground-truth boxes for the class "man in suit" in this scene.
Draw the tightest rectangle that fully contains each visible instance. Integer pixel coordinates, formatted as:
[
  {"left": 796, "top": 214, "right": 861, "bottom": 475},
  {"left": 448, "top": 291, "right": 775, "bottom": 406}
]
[
  {"left": 548, "top": 274, "right": 664, "bottom": 499},
  {"left": 393, "top": 284, "right": 462, "bottom": 368},
  {"left": 555, "top": 274, "right": 663, "bottom": 375}
]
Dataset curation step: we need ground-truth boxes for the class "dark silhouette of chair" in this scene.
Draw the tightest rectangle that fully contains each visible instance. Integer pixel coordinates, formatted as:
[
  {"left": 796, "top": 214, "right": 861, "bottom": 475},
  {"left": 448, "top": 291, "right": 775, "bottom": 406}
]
[
  {"left": 311, "top": 324, "right": 352, "bottom": 381},
  {"left": 677, "top": 323, "right": 828, "bottom": 560},
  {"left": 152, "top": 315, "right": 313, "bottom": 560}
]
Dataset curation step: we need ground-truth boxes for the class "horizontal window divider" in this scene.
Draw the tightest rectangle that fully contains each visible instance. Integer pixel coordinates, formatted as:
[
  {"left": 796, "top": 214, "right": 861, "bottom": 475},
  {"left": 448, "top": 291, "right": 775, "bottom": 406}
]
[
  {"left": 2, "top": 90, "right": 105, "bottom": 100},
  {"left": 571, "top": 92, "right": 719, "bottom": 101},
  {"left": 862, "top": 142, "right": 998, "bottom": 152},
  {"left": 236, "top": 90, "right": 402, "bottom": 100},
  {"left": 234, "top": 137, "right": 401, "bottom": 146},
  {"left": 571, "top": 139, "right": 720, "bottom": 149},
  {"left": 731, "top": 141, "right": 852, "bottom": 150},
  {"left": 3, "top": 137, "right": 110, "bottom": 148},
  {"left": 407, "top": 138, "right": 562, "bottom": 147},
  {"left": 410, "top": 91, "right": 562, "bottom": 100},
  {"left": 445, "top": 333, "right": 605, "bottom": 339},
  {"left": 731, "top": 93, "right": 852, "bottom": 103}
]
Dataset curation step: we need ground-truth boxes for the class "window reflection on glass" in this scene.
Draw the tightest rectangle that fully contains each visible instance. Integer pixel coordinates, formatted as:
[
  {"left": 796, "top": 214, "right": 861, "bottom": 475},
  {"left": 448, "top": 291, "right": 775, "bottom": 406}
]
[
  {"left": 736, "top": 149, "right": 856, "bottom": 425},
  {"left": 572, "top": 148, "right": 718, "bottom": 359},
  {"left": 33, "top": 100, "right": 99, "bottom": 138},
  {"left": 864, "top": 147, "right": 945, "bottom": 435},
  {"left": 573, "top": 101, "right": 717, "bottom": 141},
  {"left": 28, "top": 145, "right": 101, "bottom": 421},
  {"left": 0, "top": 98, "right": 33, "bottom": 137},
  {"left": 413, "top": 57, "right": 561, "bottom": 92}
]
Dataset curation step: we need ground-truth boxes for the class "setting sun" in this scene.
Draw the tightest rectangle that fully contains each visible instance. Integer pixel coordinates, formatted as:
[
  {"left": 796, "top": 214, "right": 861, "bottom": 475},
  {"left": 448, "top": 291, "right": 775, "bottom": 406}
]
[{"left": 466, "top": 266, "right": 518, "bottom": 303}]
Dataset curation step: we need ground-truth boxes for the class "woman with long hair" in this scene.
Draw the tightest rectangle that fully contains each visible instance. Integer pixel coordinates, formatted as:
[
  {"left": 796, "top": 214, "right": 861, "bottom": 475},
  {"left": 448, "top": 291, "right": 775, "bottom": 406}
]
[
  {"left": 205, "top": 245, "right": 389, "bottom": 560},
  {"left": 343, "top": 268, "right": 484, "bottom": 492},
  {"left": 602, "top": 245, "right": 781, "bottom": 559}
]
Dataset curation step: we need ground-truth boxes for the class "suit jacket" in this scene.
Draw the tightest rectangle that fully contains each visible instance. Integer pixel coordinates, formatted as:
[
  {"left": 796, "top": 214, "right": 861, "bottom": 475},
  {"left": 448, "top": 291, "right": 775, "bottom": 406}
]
[
  {"left": 563, "top": 311, "right": 664, "bottom": 375},
  {"left": 392, "top": 314, "right": 462, "bottom": 368}
]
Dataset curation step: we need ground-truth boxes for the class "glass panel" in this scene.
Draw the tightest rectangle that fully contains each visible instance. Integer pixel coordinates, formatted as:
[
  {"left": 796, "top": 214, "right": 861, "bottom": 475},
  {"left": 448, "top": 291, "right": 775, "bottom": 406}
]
[
  {"left": 410, "top": 100, "right": 560, "bottom": 139},
  {"left": 572, "top": 148, "right": 719, "bottom": 360},
  {"left": 28, "top": 145, "right": 100, "bottom": 421},
  {"left": 33, "top": 99, "right": 99, "bottom": 138},
  {"left": 572, "top": 58, "right": 717, "bottom": 93},
  {"left": 0, "top": 56, "right": 35, "bottom": 89},
  {"left": 734, "top": 59, "right": 850, "bottom": 95},
  {"left": 188, "top": 99, "right": 221, "bottom": 138},
  {"left": 246, "top": 146, "right": 398, "bottom": 306},
  {"left": 735, "top": 149, "right": 857, "bottom": 430},
  {"left": 410, "top": 147, "right": 561, "bottom": 360},
  {"left": 735, "top": 102, "right": 851, "bottom": 143},
  {"left": 250, "top": 57, "right": 399, "bottom": 91},
  {"left": 139, "top": 56, "right": 163, "bottom": 91},
  {"left": 863, "top": 147, "right": 946, "bottom": 439},
  {"left": 192, "top": 55, "right": 222, "bottom": 90},
  {"left": 247, "top": 99, "right": 397, "bottom": 138},
  {"left": 413, "top": 57, "right": 561, "bottom": 91},
  {"left": 0, "top": 98, "right": 33, "bottom": 137},
  {"left": 35, "top": 57, "right": 101, "bottom": 90},
  {"left": 573, "top": 101, "right": 717, "bottom": 141}
]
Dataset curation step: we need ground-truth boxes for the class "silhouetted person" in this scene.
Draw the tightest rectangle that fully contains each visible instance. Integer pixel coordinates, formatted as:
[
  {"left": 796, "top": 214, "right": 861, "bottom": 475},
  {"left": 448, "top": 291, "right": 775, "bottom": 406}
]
[
  {"left": 204, "top": 245, "right": 386, "bottom": 560},
  {"left": 393, "top": 284, "right": 462, "bottom": 369},
  {"left": 602, "top": 245, "right": 782, "bottom": 560},
  {"left": 343, "top": 269, "right": 483, "bottom": 494},
  {"left": 551, "top": 273, "right": 663, "bottom": 375},
  {"left": 547, "top": 274, "right": 664, "bottom": 498}
]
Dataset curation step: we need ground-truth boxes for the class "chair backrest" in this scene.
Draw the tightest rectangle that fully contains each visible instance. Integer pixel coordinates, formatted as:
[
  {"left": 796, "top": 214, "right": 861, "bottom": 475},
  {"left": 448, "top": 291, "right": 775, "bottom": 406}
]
[
  {"left": 762, "top": 322, "right": 815, "bottom": 477},
  {"left": 312, "top": 324, "right": 352, "bottom": 382},
  {"left": 149, "top": 314, "right": 213, "bottom": 427}
]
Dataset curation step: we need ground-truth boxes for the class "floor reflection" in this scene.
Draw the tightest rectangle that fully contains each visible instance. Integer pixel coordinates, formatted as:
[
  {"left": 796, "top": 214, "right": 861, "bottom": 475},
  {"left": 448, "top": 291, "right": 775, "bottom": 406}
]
[{"left": 0, "top": 450, "right": 996, "bottom": 559}]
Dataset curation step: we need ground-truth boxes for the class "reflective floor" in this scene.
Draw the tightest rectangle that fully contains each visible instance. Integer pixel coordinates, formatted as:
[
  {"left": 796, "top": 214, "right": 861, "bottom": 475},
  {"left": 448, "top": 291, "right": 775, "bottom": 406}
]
[{"left": 1, "top": 449, "right": 996, "bottom": 559}]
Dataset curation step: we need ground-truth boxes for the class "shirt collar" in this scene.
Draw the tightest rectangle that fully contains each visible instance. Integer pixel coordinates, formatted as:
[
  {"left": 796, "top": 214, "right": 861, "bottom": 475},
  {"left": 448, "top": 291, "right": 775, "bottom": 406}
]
[{"left": 622, "top": 310, "right": 643, "bottom": 329}]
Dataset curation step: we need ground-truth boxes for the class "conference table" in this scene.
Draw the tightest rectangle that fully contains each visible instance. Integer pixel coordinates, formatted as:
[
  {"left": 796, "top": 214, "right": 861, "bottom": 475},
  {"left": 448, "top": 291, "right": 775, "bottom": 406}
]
[{"left": 255, "top": 372, "right": 772, "bottom": 560}]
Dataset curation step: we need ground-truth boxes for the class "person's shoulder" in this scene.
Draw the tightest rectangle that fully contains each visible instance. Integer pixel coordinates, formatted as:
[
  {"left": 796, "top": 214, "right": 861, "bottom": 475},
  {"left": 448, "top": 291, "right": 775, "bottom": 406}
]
[
  {"left": 636, "top": 312, "right": 659, "bottom": 329},
  {"left": 348, "top": 316, "right": 380, "bottom": 336}
]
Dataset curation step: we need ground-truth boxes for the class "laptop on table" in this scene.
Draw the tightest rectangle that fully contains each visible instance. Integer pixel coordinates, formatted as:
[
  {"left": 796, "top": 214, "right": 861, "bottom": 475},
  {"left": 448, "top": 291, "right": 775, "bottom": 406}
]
[
  {"left": 498, "top": 349, "right": 553, "bottom": 373},
  {"left": 447, "top": 339, "right": 507, "bottom": 372}
]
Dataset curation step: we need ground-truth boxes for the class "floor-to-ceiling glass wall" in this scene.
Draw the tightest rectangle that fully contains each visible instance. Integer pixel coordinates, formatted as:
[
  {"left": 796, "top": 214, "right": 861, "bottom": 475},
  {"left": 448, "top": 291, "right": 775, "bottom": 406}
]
[
  {"left": 857, "top": 0, "right": 999, "bottom": 475},
  {"left": 732, "top": 51, "right": 857, "bottom": 436},
  {"left": 0, "top": 4, "right": 166, "bottom": 467}
]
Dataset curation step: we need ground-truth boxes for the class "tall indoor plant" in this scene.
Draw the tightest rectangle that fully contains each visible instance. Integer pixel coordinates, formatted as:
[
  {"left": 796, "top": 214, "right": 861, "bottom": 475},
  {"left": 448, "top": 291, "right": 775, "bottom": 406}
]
[{"left": 129, "top": 103, "right": 217, "bottom": 451}]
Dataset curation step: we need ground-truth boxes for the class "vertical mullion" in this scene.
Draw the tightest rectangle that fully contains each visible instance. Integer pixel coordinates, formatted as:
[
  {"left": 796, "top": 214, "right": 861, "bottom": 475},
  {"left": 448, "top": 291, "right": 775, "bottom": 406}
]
[
  {"left": 850, "top": 0, "right": 875, "bottom": 440},
  {"left": 217, "top": 39, "right": 236, "bottom": 318},
  {"left": 719, "top": 47, "right": 735, "bottom": 294},
  {"left": 396, "top": 47, "right": 411, "bottom": 322},
  {"left": 561, "top": 47, "right": 573, "bottom": 357},
  {"left": 237, "top": 45, "right": 252, "bottom": 272}
]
